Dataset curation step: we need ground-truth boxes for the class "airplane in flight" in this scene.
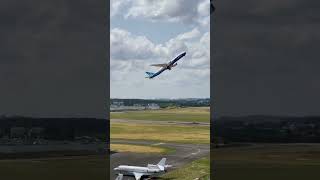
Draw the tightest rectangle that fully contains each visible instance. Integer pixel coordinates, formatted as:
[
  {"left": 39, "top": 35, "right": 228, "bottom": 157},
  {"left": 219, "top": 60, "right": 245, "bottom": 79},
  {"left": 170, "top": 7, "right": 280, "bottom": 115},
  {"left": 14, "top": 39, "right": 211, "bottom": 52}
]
[
  {"left": 145, "top": 52, "right": 186, "bottom": 79},
  {"left": 113, "top": 158, "right": 172, "bottom": 180}
]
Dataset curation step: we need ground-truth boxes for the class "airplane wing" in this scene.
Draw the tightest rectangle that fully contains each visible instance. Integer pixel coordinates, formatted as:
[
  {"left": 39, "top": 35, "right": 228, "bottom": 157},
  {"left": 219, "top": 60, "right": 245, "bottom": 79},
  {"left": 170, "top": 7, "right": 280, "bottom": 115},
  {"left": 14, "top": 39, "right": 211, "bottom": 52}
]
[
  {"left": 115, "top": 174, "right": 123, "bottom": 180},
  {"left": 150, "top": 63, "right": 167, "bottom": 67},
  {"left": 133, "top": 172, "right": 144, "bottom": 180},
  {"left": 146, "top": 52, "right": 186, "bottom": 79}
]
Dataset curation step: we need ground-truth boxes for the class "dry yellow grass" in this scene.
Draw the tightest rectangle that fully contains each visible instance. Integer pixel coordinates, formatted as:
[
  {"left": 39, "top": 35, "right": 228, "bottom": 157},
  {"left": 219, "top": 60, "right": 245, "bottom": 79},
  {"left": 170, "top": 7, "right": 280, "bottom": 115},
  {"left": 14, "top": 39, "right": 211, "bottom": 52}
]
[
  {"left": 111, "top": 122, "right": 210, "bottom": 144},
  {"left": 152, "top": 107, "right": 210, "bottom": 113},
  {"left": 112, "top": 133, "right": 209, "bottom": 143},
  {"left": 110, "top": 144, "right": 168, "bottom": 153}
]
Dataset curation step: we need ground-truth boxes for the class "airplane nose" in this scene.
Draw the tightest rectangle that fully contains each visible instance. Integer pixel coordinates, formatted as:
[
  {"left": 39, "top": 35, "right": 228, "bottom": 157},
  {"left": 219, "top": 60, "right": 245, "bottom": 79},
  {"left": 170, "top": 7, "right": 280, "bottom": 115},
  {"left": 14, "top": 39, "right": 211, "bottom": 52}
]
[{"left": 114, "top": 167, "right": 119, "bottom": 171}]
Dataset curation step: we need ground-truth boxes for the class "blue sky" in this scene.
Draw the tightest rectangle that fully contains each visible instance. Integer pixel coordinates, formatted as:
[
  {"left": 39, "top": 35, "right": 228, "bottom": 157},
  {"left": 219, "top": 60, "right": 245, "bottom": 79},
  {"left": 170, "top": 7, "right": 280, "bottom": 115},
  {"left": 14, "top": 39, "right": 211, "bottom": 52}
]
[{"left": 110, "top": 0, "right": 210, "bottom": 99}]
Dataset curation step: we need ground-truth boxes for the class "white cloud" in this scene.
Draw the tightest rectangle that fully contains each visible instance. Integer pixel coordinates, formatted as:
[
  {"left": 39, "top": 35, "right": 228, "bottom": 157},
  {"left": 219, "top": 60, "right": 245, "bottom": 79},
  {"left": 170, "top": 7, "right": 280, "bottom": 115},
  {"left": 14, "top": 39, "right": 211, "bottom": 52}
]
[
  {"left": 110, "top": 0, "right": 210, "bottom": 98},
  {"left": 110, "top": 27, "right": 210, "bottom": 88},
  {"left": 110, "top": 28, "right": 159, "bottom": 60},
  {"left": 176, "top": 28, "right": 201, "bottom": 40},
  {"left": 111, "top": 0, "right": 210, "bottom": 26},
  {"left": 110, "top": 0, "right": 130, "bottom": 17}
]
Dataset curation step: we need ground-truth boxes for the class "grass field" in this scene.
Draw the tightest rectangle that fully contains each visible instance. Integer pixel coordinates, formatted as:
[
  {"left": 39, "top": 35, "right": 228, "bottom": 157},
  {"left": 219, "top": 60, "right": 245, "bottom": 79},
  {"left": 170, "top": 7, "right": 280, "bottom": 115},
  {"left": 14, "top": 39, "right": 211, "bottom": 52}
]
[
  {"left": 111, "top": 122, "right": 210, "bottom": 144},
  {"left": 161, "top": 157, "right": 210, "bottom": 180},
  {"left": 110, "top": 143, "right": 174, "bottom": 154},
  {"left": 0, "top": 156, "right": 108, "bottom": 180},
  {"left": 111, "top": 107, "right": 210, "bottom": 123},
  {"left": 110, "top": 107, "right": 210, "bottom": 179},
  {"left": 213, "top": 144, "right": 320, "bottom": 179}
]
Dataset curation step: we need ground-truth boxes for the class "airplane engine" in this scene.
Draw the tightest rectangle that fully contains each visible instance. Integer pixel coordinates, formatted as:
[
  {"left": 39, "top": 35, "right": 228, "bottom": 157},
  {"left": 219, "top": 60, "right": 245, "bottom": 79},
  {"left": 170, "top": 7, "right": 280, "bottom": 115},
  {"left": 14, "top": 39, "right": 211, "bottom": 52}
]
[{"left": 172, "top": 63, "right": 177, "bottom": 67}]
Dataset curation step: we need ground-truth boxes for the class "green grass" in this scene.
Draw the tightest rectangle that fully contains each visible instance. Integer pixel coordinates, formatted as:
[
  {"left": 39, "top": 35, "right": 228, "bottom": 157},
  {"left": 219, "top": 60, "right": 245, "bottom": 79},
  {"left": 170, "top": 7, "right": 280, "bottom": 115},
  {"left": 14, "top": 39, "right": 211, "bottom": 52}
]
[
  {"left": 161, "top": 157, "right": 210, "bottom": 180},
  {"left": 111, "top": 107, "right": 210, "bottom": 123},
  {"left": 0, "top": 156, "right": 109, "bottom": 180},
  {"left": 111, "top": 122, "right": 210, "bottom": 144}
]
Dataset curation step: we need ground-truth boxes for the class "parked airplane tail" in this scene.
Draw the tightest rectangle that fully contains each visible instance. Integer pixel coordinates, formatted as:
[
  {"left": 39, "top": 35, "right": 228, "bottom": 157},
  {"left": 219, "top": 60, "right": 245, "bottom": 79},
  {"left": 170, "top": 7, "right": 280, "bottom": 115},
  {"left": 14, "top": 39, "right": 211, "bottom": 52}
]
[
  {"left": 145, "top": 72, "right": 155, "bottom": 78},
  {"left": 157, "top": 158, "right": 166, "bottom": 170}
]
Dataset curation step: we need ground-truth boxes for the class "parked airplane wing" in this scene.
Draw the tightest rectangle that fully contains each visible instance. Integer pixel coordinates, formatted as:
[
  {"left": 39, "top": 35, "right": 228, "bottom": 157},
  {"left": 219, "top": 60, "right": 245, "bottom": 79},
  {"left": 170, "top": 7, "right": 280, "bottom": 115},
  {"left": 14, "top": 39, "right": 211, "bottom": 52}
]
[
  {"left": 150, "top": 63, "right": 167, "bottom": 67},
  {"left": 133, "top": 172, "right": 144, "bottom": 180},
  {"left": 115, "top": 174, "right": 123, "bottom": 180}
]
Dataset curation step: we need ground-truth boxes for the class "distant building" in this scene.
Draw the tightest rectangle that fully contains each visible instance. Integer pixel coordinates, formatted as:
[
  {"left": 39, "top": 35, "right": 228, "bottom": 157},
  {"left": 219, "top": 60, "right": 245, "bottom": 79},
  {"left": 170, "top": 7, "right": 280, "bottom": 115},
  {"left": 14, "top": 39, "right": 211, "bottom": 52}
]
[
  {"left": 146, "top": 103, "right": 160, "bottom": 110},
  {"left": 112, "top": 101, "right": 124, "bottom": 106},
  {"left": 110, "top": 101, "right": 150, "bottom": 111}
]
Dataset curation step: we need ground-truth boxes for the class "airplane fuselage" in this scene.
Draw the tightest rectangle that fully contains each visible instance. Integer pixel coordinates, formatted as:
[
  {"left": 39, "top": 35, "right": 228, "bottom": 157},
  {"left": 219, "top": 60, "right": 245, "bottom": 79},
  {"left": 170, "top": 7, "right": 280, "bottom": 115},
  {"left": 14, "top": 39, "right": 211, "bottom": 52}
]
[
  {"left": 166, "top": 63, "right": 177, "bottom": 70},
  {"left": 114, "top": 158, "right": 170, "bottom": 180},
  {"left": 146, "top": 52, "right": 186, "bottom": 79}
]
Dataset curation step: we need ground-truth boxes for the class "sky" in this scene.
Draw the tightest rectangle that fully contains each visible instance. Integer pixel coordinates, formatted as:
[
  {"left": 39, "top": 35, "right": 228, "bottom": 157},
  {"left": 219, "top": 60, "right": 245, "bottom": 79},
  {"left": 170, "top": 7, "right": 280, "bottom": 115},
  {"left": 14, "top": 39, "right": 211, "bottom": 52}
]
[
  {"left": 3, "top": 0, "right": 318, "bottom": 117},
  {"left": 110, "top": 0, "right": 210, "bottom": 99},
  {"left": 213, "top": 0, "right": 320, "bottom": 116}
]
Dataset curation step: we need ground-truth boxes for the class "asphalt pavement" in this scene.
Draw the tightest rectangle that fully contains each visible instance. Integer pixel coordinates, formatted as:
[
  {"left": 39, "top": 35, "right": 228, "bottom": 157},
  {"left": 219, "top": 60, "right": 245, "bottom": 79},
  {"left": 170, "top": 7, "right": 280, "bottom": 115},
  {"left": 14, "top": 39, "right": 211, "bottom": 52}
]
[{"left": 110, "top": 140, "right": 210, "bottom": 180}]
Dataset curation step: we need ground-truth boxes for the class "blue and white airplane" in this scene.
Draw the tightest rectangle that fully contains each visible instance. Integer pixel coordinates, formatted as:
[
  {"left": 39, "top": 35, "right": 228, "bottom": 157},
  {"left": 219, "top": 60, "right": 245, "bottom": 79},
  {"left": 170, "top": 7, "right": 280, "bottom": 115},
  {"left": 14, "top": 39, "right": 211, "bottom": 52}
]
[{"left": 145, "top": 52, "right": 186, "bottom": 79}]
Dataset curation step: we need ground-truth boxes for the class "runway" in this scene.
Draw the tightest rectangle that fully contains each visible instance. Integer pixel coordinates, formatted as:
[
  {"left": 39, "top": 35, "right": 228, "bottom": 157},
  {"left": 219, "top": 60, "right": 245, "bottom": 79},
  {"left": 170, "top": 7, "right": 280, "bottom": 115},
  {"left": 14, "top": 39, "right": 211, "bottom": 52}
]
[{"left": 110, "top": 140, "right": 210, "bottom": 180}]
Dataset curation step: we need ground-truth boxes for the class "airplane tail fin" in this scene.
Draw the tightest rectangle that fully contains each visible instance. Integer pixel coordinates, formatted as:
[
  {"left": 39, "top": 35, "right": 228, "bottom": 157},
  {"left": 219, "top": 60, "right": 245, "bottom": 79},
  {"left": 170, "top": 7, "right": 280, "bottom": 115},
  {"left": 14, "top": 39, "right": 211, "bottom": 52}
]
[
  {"left": 157, "top": 158, "right": 166, "bottom": 170},
  {"left": 145, "top": 72, "right": 155, "bottom": 78}
]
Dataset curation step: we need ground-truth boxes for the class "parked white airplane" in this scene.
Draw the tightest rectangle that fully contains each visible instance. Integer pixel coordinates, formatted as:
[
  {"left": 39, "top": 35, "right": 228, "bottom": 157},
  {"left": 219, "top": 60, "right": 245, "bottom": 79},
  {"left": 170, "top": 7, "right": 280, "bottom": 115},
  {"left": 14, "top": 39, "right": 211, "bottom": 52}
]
[{"left": 114, "top": 158, "right": 172, "bottom": 180}]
